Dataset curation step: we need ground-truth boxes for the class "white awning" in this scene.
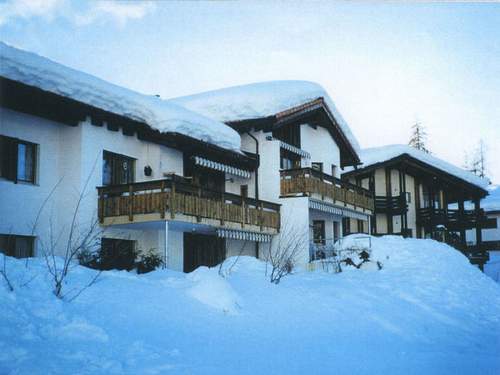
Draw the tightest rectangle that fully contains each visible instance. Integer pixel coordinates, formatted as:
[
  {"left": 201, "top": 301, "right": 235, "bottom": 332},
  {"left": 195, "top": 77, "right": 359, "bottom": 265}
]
[
  {"left": 309, "top": 199, "right": 369, "bottom": 220},
  {"left": 193, "top": 156, "right": 251, "bottom": 179},
  {"left": 216, "top": 229, "right": 272, "bottom": 242},
  {"left": 279, "top": 141, "right": 311, "bottom": 159}
]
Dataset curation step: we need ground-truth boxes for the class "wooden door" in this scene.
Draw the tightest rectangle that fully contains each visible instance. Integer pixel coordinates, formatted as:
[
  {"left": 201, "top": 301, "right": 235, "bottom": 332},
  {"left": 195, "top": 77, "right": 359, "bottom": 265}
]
[{"left": 183, "top": 233, "right": 226, "bottom": 273}]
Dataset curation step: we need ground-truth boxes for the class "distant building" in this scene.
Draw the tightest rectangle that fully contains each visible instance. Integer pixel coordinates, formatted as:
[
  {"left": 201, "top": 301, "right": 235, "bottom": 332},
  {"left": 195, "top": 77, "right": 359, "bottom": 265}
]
[{"left": 342, "top": 145, "right": 492, "bottom": 269}]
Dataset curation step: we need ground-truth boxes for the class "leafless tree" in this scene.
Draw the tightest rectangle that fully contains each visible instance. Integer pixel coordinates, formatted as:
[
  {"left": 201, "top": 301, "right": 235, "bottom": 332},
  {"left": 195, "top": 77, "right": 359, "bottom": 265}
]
[
  {"left": 35, "top": 161, "right": 103, "bottom": 300},
  {"left": 465, "top": 139, "right": 488, "bottom": 179},
  {"left": 0, "top": 253, "right": 14, "bottom": 292},
  {"left": 264, "top": 223, "right": 307, "bottom": 284}
]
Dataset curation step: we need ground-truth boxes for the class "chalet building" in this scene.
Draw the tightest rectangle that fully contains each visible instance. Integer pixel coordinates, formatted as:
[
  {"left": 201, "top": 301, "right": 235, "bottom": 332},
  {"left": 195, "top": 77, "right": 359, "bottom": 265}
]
[
  {"left": 0, "top": 42, "right": 280, "bottom": 272},
  {"left": 171, "top": 81, "right": 374, "bottom": 264},
  {"left": 463, "top": 185, "right": 500, "bottom": 254},
  {"left": 342, "top": 145, "right": 493, "bottom": 269}
]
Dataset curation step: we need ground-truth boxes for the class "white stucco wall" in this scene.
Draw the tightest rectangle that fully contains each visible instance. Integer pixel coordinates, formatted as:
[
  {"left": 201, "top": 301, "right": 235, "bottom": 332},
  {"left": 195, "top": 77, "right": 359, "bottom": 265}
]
[
  {"left": 269, "top": 197, "right": 310, "bottom": 265},
  {"left": 300, "top": 125, "right": 341, "bottom": 177}
]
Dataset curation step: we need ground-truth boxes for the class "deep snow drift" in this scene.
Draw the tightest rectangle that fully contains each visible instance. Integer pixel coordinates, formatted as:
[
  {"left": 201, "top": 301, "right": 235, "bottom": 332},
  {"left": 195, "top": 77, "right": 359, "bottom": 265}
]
[
  {"left": 0, "top": 42, "right": 241, "bottom": 151},
  {"left": 1, "top": 235, "right": 499, "bottom": 375}
]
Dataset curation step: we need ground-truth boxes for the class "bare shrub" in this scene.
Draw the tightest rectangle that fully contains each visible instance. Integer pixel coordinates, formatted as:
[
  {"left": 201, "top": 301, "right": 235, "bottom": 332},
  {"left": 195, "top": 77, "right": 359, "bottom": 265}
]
[
  {"left": 35, "top": 164, "right": 103, "bottom": 300},
  {"left": 0, "top": 254, "right": 14, "bottom": 292},
  {"left": 264, "top": 223, "right": 306, "bottom": 284}
]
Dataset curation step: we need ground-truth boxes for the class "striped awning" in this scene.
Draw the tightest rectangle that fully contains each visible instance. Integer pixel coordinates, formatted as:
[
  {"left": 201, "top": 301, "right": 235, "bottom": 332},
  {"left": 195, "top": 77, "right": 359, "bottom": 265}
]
[
  {"left": 216, "top": 229, "right": 272, "bottom": 242},
  {"left": 279, "top": 141, "right": 311, "bottom": 159},
  {"left": 309, "top": 199, "right": 369, "bottom": 221},
  {"left": 193, "top": 156, "right": 251, "bottom": 179}
]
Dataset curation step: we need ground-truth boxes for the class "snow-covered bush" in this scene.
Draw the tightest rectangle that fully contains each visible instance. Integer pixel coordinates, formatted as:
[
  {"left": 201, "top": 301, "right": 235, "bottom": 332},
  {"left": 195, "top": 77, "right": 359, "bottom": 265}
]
[{"left": 136, "top": 249, "right": 163, "bottom": 274}]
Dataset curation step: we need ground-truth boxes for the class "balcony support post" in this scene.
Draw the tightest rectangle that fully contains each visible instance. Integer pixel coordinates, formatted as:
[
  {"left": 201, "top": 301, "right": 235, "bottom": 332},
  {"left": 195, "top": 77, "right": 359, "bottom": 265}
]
[
  {"left": 160, "top": 181, "right": 165, "bottom": 219},
  {"left": 474, "top": 197, "right": 482, "bottom": 250},
  {"left": 458, "top": 198, "right": 466, "bottom": 246},
  {"left": 163, "top": 221, "right": 169, "bottom": 269},
  {"left": 128, "top": 184, "right": 134, "bottom": 222},
  {"left": 170, "top": 181, "right": 176, "bottom": 219},
  {"left": 98, "top": 188, "right": 104, "bottom": 224}
]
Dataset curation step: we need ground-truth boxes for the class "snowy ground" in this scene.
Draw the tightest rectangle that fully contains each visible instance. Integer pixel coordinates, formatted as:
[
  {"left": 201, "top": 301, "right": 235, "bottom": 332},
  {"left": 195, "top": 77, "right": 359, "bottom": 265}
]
[
  {"left": 1, "top": 235, "right": 499, "bottom": 375},
  {"left": 485, "top": 251, "right": 500, "bottom": 283}
]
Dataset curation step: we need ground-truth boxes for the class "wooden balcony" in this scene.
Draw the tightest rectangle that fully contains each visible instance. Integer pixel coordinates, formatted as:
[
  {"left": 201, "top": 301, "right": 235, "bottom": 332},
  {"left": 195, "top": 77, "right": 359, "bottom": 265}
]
[
  {"left": 280, "top": 168, "right": 374, "bottom": 212},
  {"left": 375, "top": 194, "right": 408, "bottom": 215},
  {"left": 97, "top": 175, "right": 280, "bottom": 232},
  {"left": 416, "top": 207, "right": 486, "bottom": 230}
]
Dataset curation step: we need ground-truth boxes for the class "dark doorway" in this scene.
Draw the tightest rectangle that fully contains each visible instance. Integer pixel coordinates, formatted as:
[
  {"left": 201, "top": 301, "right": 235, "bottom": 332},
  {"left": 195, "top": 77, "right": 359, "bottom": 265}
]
[{"left": 183, "top": 233, "right": 226, "bottom": 273}]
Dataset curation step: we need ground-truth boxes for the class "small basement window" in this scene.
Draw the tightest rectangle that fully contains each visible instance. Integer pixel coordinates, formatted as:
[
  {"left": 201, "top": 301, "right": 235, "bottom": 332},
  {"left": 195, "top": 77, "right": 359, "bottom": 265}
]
[
  {"left": 0, "top": 135, "right": 38, "bottom": 184},
  {"left": 0, "top": 234, "right": 35, "bottom": 258}
]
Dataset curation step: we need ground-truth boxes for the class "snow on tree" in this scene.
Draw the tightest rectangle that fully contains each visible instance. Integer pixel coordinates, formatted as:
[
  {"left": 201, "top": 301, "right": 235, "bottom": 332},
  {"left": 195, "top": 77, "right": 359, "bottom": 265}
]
[{"left": 408, "top": 121, "right": 430, "bottom": 153}]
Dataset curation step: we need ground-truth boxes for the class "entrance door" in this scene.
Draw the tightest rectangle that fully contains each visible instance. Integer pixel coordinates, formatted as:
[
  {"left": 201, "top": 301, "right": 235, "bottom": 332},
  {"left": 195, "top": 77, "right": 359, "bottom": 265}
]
[{"left": 183, "top": 233, "right": 226, "bottom": 273}]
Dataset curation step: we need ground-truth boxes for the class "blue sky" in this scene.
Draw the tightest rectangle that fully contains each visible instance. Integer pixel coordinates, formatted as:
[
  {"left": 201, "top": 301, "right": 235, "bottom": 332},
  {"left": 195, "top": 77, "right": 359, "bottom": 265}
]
[{"left": 1, "top": 1, "right": 499, "bottom": 184}]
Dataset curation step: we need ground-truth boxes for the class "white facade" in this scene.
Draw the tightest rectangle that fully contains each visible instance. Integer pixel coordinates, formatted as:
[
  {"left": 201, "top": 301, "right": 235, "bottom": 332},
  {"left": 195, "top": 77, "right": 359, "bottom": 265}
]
[
  {"left": 0, "top": 107, "right": 267, "bottom": 272},
  {"left": 239, "top": 122, "right": 371, "bottom": 265}
]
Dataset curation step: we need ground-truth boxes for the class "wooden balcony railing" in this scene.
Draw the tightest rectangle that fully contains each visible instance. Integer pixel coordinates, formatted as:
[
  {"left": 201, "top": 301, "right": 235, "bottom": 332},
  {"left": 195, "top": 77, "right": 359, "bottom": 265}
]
[
  {"left": 375, "top": 194, "right": 408, "bottom": 215},
  {"left": 417, "top": 207, "right": 485, "bottom": 230},
  {"left": 280, "top": 168, "right": 374, "bottom": 211},
  {"left": 97, "top": 174, "right": 280, "bottom": 231}
]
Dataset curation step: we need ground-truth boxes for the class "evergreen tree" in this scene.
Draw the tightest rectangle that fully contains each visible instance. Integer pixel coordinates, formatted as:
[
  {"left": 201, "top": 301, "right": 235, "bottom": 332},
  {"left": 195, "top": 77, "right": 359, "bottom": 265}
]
[{"left": 408, "top": 121, "right": 429, "bottom": 153}]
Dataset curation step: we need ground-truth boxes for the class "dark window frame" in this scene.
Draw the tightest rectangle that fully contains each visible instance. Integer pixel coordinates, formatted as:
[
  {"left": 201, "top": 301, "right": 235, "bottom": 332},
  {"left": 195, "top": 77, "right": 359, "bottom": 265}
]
[
  {"left": 357, "top": 219, "right": 365, "bottom": 233},
  {"left": 0, "top": 135, "right": 38, "bottom": 184},
  {"left": 342, "top": 217, "right": 351, "bottom": 236},
  {"left": 279, "top": 148, "right": 301, "bottom": 170},
  {"left": 312, "top": 220, "right": 326, "bottom": 245},
  {"left": 311, "top": 162, "right": 324, "bottom": 173},
  {"left": 0, "top": 234, "right": 35, "bottom": 258},
  {"left": 102, "top": 150, "right": 136, "bottom": 186}
]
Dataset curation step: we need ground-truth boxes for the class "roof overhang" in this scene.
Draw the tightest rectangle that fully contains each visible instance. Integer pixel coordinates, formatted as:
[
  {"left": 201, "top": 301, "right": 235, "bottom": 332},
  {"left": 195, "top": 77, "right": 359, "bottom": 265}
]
[
  {"left": 0, "top": 77, "right": 257, "bottom": 170},
  {"left": 343, "top": 153, "right": 488, "bottom": 201}
]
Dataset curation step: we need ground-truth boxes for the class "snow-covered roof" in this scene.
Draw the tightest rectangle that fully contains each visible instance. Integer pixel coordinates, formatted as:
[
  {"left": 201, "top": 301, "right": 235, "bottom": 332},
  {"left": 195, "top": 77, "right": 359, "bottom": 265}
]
[
  {"left": 0, "top": 42, "right": 241, "bottom": 152},
  {"left": 352, "top": 144, "right": 490, "bottom": 190},
  {"left": 169, "top": 80, "right": 360, "bottom": 153}
]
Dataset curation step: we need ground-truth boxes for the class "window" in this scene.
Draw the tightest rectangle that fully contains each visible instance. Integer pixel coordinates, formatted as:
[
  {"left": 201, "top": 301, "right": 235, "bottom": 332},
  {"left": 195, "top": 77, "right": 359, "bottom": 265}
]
[
  {"left": 240, "top": 185, "right": 248, "bottom": 198},
  {"left": 103, "top": 151, "right": 135, "bottom": 186},
  {"left": 280, "top": 149, "right": 301, "bottom": 170},
  {"left": 100, "top": 238, "right": 137, "bottom": 270},
  {"left": 0, "top": 135, "right": 37, "bottom": 184},
  {"left": 311, "top": 162, "right": 323, "bottom": 173},
  {"left": 357, "top": 219, "right": 365, "bottom": 233},
  {"left": 0, "top": 234, "right": 35, "bottom": 258},
  {"left": 342, "top": 217, "right": 351, "bottom": 236},
  {"left": 405, "top": 192, "right": 412, "bottom": 204},
  {"left": 312, "top": 220, "right": 325, "bottom": 245}
]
